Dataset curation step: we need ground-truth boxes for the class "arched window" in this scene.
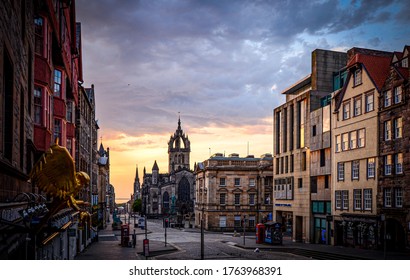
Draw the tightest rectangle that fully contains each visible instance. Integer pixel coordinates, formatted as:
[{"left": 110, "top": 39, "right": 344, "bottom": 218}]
[
  {"left": 163, "top": 191, "right": 170, "bottom": 210},
  {"left": 178, "top": 177, "right": 190, "bottom": 202}
]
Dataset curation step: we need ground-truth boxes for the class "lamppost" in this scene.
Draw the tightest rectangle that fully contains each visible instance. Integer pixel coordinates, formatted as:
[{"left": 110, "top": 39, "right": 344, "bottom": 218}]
[
  {"left": 243, "top": 215, "right": 247, "bottom": 246},
  {"left": 201, "top": 206, "right": 204, "bottom": 260}
]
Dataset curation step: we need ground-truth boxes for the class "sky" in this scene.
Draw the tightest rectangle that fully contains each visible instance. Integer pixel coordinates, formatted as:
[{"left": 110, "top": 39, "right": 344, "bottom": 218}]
[{"left": 76, "top": 0, "right": 410, "bottom": 201}]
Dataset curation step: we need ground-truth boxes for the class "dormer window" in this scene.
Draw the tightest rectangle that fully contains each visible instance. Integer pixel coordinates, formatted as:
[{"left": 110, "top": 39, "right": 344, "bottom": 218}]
[
  {"left": 394, "top": 86, "right": 402, "bottom": 104},
  {"left": 353, "top": 69, "right": 362, "bottom": 86},
  {"left": 402, "top": 58, "right": 408, "bottom": 68},
  {"left": 384, "top": 90, "right": 392, "bottom": 107}
]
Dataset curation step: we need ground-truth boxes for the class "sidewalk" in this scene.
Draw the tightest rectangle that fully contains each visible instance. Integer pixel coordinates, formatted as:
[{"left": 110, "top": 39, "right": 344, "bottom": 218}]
[
  {"left": 75, "top": 220, "right": 410, "bottom": 260},
  {"left": 180, "top": 227, "right": 410, "bottom": 260},
  {"left": 74, "top": 219, "right": 178, "bottom": 260}
]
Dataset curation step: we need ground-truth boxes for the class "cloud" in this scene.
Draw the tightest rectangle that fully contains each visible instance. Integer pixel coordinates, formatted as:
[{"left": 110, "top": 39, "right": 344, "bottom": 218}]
[{"left": 76, "top": 0, "right": 410, "bottom": 199}]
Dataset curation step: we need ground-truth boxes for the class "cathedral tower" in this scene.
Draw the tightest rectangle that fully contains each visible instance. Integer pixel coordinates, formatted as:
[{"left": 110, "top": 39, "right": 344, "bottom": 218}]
[{"left": 168, "top": 117, "right": 190, "bottom": 173}]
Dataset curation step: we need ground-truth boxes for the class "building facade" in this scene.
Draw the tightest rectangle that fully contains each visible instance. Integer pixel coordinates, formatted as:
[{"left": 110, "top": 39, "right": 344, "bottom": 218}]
[
  {"left": 378, "top": 45, "right": 410, "bottom": 250},
  {"left": 141, "top": 118, "right": 195, "bottom": 222},
  {"left": 0, "top": 0, "right": 36, "bottom": 259},
  {"left": 331, "top": 48, "right": 392, "bottom": 249},
  {"left": 273, "top": 49, "right": 347, "bottom": 243},
  {"left": 0, "top": 0, "right": 107, "bottom": 259},
  {"left": 194, "top": 153, "right": 273, "bottom": 231}
]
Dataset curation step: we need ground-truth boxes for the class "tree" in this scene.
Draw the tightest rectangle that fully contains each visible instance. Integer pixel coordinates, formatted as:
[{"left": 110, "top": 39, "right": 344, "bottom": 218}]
[{"left": 132, "top": 198, "right": 142, "bottom": 213}]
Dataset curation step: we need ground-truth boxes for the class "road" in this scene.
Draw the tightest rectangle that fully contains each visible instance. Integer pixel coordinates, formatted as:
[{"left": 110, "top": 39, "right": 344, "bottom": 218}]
[{"left": 143, "top": 218, "right": 307, "bottom": 260}]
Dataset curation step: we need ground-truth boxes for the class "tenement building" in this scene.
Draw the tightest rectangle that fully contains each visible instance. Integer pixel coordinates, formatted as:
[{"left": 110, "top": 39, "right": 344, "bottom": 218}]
[
  {"left": 194, "top": 153, "right": 273, "bottom": 231},
  {"left": 331, "top": 48, "right": 392, "bottom": 248},
  {"left": 377, "top": 45, "right": 410, "bottom": 250},
  {"left": 273, "top": 49, "right": 347, "bottom": 243},
  {"left": 141, "top": 118, "right": 195, "bottom": 221}
]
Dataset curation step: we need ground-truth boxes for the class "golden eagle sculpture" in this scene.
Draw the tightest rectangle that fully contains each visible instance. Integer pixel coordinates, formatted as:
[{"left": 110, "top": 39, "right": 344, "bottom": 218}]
[
  {"left": 29, "top": 143, "right": 90, "bottom": 201},
  {"left": 29, "top": 143, "right": 91, "bottom": 232}
]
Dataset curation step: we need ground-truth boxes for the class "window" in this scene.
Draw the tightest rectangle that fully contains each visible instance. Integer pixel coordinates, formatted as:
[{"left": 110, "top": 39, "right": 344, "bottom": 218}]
[
  {"left": 34, "top": 16, "right": 44, "bottom": 55},
  {"left": 234, "top": 194, "right": 240, "bottom": 205},
  {"left": 365, "top": 93, "right": 374, "bottom": 112},
  {"left": 395, "top": 188, "right": 403, "bottom": 208},
  {"left": 395, "top": 153, "right": 403, "bottom": 174},
  {"left": 384, "top": 90, "right": 392, "bottom": 107},
  {"left": 249, "top": 194, "right": 255, "bottom": 205},
  {"left": 234, "top": 216, "right": 241, "bottom": 228},
  {"left": 264, "top": 193, "right": 271, "bottom": 204},
  {"left": 403, "top": 58, "right": 408, "bottom": 68},
  {"left": 66, "top": 100, "right": 73, "bottom": 123},
  {"left": 309, "top": 177, "right": 317, "bottom": 193},
  {"left": 342, "top": 133, "right": 348, "bottom": 151},
  {"left": 352, "top": 160, "right": 359, "bottom": 180},
  {"left": 349, "top": 131, "right": 357, "bottom": 149},
  {"left": 384, "top": 188, "right": 392, "bottom": 207},
  {"left": 34, "top": 87, "right": 42, "bottom": 125},
  {"left": 280, "top": 157, "right": 284, "bottom": 174},
  {"left": 249, "top": 216, "right": 256, "bottom": 228},
  {"left": 354, "top": 189, "right": 362, "bottom": 210},
  {"left": 358, "top": 129, "right": 365, "bottom": 148},
  {"left": 353, "top": 96, "right": 362, "bottom": 116},
  {"left": 290, "top": 154, "right": 294, "bottom": 173},
  {"left": 54, "top": 118, "right": 62, "bottom": 143},
  {"left": 384, "top": 120, "right": 391, "bottom": 141},
  {"left": 66, "top": 138, "right": 72, "bottom": 156},
  {"left": 298, "top": 178, "right": 303, "bottom": 188},
  {"left": 302, "top": 151, "right": 306, "bottom": 171},
  {"left": 54, "top": 69, "right": 62, "bottom": 97},
  {"left": 219, "top": 178, "right": 226, "bottom": 186},
  {"left": 338, "top": 162, "right": 345, "bottom": 181},
  {"left": 384, "top": 155, "right": 392, "bottom": 175},
  {"left": 219, "top": 193, "right": 226, "bottom": 205},
  {"left": 364, "top": 189, "right": 372, "bottom": 210},
  {"left": 320, "top": 149, "right": 325, "bottom": 167},
  {"left": 342, "top": 190, "right": 349, "bottom": 210},
  {"left": 249, "top": 178, "right": 255, "bottom": 187},
  {"left": 354, "top": 69, "right": 362, "bottom": 86},
  {"left": 234, "top": 178, "right": 240, "bottom": 186},
  {"left": 342, "top": 102, "right": 350, "bottom": 120},
  {"left": 367, "top": 158, "right": 375, "bottom": 178},
  {"left": 219, "top": 216, "right": 227, "bottom": 228},
  {"left": 336, "top": 135, "right": 341, "bottom": 152},
  {"left": 394, "top": 117, "right": 402, "bottom": 139},
  {"left": 394, "top": 86, "right": 402, "bottom": 104},
  {"left": 312, "top": 125, "right": 317, "bottom": 136},
  {"left": 325, "top": 175, "right": 329, "bottom": 189},
  {"left": 335, "top": 191, "right": 342, "bottom": 209},
  {"left": 285, "top": 156, "right": 289, "bottom": 173}
]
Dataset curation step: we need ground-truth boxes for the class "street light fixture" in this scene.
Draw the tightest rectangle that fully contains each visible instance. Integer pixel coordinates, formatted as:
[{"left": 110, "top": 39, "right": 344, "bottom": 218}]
[{"left": 201, "top": 206, "right": 204, "bottom": 260}]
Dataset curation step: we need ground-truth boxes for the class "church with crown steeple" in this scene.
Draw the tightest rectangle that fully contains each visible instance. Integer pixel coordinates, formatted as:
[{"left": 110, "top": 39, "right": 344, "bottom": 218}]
[{"left": 140, "top": 117, "right": 195, "bottom": 222}]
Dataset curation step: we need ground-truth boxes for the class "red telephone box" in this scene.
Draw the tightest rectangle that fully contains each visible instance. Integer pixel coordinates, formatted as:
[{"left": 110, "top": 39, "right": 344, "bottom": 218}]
[
  {"left": 256, "top": 223, "right": 265, "bottom": 244},
  {"left": 121, "top": 224, "right": 130, "bottom": 247}
]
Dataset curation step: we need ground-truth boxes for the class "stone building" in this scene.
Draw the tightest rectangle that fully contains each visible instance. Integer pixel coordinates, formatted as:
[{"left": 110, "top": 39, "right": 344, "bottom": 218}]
[
  {"left": 273, "top": 49, "right": 347, "bottom": 243},
  {"left": 194, "top": 153, "right": 273, "bottom": 231},
  {"left": 377, "top": 45, "right": 410, "bottom": 251},
  {"left": 97, "top": 143, "right": 110, "bottom": 229},
  {"left": 141, "top": 118, "right": 195, "bottom": 221},
  {"left": 0, "top": 0, "right": 36, "bottom": 259},
  {"left": 331, "top": 48, "right": 392, "bottom": 248}
]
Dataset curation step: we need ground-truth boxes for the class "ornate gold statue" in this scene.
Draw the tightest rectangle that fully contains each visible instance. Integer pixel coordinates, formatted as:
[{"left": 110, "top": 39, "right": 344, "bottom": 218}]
[{"left": 29, "top": 142, "right": 91, "bottom": 232}]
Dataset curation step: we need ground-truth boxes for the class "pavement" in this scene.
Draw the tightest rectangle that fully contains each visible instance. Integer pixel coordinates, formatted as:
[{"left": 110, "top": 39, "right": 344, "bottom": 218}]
[{"left": 75, "top": 219, "right": 410, "bottom": 260}]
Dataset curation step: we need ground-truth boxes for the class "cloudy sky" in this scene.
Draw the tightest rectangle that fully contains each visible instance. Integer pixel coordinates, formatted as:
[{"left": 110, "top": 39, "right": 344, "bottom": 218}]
[{"left": 76, "top": 0, "right": 410, "bottom": 201}]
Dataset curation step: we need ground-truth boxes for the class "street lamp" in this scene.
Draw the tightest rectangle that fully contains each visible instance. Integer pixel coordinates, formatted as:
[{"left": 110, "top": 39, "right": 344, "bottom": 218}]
[
  {"left": 243, "top": 215, "right": 247, "bottom": 246},
  {"left": 201, "top": 206, "right": 204, "bottom": 260}
]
